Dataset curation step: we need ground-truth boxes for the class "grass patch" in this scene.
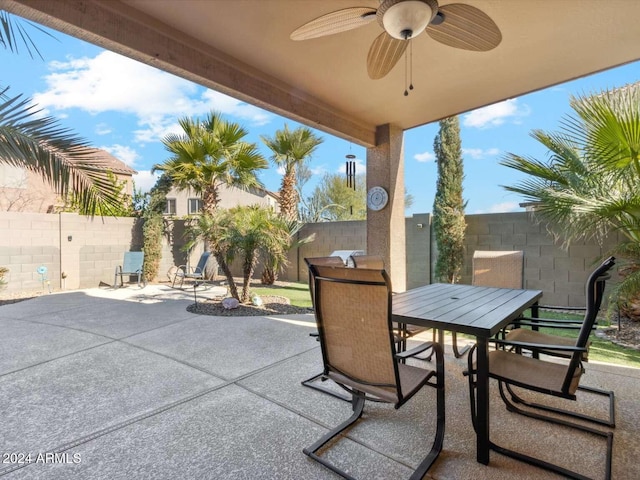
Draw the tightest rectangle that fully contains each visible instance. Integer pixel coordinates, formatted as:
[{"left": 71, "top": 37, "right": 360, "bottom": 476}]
[
  {"left": 251, "top": 282, "right": 312, "bottom": 308},
  {"left": 510, "top": 308, "right": 640, "bottom": 368}
]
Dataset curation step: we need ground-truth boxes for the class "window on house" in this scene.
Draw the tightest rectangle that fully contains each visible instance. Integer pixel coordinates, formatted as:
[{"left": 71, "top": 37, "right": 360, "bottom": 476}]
[
  {"left": 188, "top": 198, "right": 203, "bottom": 214},
  {"left": 164, "top": 198, "right": 176, "bottom": 215}
]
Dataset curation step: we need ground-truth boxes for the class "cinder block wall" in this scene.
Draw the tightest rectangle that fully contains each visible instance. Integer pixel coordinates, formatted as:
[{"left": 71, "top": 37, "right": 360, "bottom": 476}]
[
  {"left": 0, "top": 212, "right": 143, "bottom": 293},
  {"left": 0, "top": 213, "right": 60, "bottom": 293},
  {"left": 286, "top": 220, "right": 366, "bottom": 282},
  {"left": 462, "top": 212, "right": 622, "bottom": 306},
  {"left": 406, "top": 213, "right": 431, "bottom": 289},
  {"left": 0, "top": 211, "right": 624, "bottom": 306}
]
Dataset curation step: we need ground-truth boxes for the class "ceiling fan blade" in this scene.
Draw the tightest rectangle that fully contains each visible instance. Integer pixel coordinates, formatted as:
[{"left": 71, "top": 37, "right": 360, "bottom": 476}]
[
  {"left": 290, "top": 7, "right": 377, "bottom": 41},
  {"left": 367, "top": 32, "right": 407, "bottom": 79},
  {"left": 426, "top": 4, "right": 502, "bottom": 51}
]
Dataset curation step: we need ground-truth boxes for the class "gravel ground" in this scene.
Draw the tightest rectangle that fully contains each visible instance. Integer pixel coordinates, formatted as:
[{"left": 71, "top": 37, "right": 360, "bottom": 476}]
[
  {"left": 187, "top": 295, "right": 312, "bottom": 316},
  {"left": 598, "top": 316, "right": 640, "bottom": 350}
]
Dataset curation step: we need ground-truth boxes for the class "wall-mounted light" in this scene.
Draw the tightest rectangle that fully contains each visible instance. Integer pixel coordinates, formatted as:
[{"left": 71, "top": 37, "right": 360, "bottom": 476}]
[
  {"left": 67, "top": 235, "right": 73, "bottom": 242},
  {"left": 416, "top": 223, "right": 424, "bottom": 229}
]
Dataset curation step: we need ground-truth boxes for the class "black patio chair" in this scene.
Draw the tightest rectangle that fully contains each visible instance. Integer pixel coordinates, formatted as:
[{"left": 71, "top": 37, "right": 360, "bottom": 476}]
[
  {"left": 465, "top": 256, "right": 616, "bottom": 479},
  {"left": 172, "top": 251, "right": 211, "bottom": 288},
  {"left": 350, "top": 254, "right": 432, "bottom": 360},
  {"left": 301, "top": 256, "right": 351, "bottom": 401},
  {"left": 454, "top": 250, "right": 526, "bottom": 358},
  {"left": 304, "top": 264, "right": 445, "bottom": 480},
  {"left": 498, "top": 256, "right": 616, "bottom": 430}
]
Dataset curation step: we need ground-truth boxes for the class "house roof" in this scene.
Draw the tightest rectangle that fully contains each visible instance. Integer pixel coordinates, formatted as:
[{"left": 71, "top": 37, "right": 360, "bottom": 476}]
[
  {"left": 5, "top": 0, "right": 640, "bottom": 148},
  {"left": 80, "top": 148, "right": 137, "bottom": 176}
]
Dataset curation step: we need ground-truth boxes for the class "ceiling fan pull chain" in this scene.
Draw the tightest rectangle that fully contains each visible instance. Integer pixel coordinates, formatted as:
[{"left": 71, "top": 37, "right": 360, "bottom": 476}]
[
  {"left": 409, "top": 38, "right": 414, "bottom": 92},
  {"left": 404, "top": 42, "right": 409, "bottom": 96}
]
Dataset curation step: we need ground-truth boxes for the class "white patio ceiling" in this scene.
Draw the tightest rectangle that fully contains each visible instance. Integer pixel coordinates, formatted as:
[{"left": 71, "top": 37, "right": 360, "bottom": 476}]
[{"left": 3, "top": 0, "right": 640, "bottom": 147}]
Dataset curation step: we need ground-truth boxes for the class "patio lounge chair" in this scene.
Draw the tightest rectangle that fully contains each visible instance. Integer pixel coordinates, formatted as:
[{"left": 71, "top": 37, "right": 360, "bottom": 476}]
[
  {"left": 350, "top": 254, "right": 431, "bottom": 360},
  {"left": 114, "top": 251, "right": 145, "bottom": 288},
  {"left": 447, "top": 250, "right": 526, "bottom": 358},
  {"left": 304, "top": 264, "right": 445, "bottom": 480},
  {"left": 301, "top": 256, "right": 353, "bottom": 401},
  {"left": 502, "top": 257, "right": 615, "bottom": 361},
  {"left": 172, "top": 251, "right": 211, "bottom": 288},
  {"left": 500, "top": 256, "right": 616, "bottom": 428},
  {"left": 349, "top": 254, "right": 384, "bottom": 269},
  {"left": 465, "top": 256, "right": 615, "bottom": 479}
]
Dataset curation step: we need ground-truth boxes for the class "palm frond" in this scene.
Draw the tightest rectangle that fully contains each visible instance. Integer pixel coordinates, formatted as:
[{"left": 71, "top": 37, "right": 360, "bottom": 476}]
[
  {"left": 0, "top": 92, "right": 122, "bottom": 215},
  {"left": 0, "top": 11, "right": 56, "bottom": 60}
]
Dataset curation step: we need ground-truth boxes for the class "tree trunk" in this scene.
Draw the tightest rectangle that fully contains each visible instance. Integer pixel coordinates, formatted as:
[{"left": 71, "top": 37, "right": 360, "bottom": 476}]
[
  {"left": 279, "top": 170, "right": 298, "bottom": 220},
  {"left": 261, "top": 267, "right": 276, "bottom": 285},
  {"left": 213, "top": 250, "right": 238, "bottom": 300},
  {"left": 241, "top": 252, "right": 259, "bottom": 303}
]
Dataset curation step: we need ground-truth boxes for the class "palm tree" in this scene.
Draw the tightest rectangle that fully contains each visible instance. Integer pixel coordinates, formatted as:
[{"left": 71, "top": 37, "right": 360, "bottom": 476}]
[
  {"left": 154, "top": 111, "right": 268, "bottom": 215},
  {"left": 501, "top": 85, "right": 640, "bottom": 318},
  {"left": 261, "top": 124, "right": 323, "bottom": 219},
  {"left": 187, "top": 205, "right": 295, "bottom": 303},
  {"left": 224, "top": 206, "right": 290, "bottom": 302},
  {"left": 260, "top": 217, "right": 315, "bottom": 285},
  {"left": 184, "top": 210, "right": 240, "bottom": 300},
  {"left": 0, "top": 12, "right": 123, "bottom": 215}
]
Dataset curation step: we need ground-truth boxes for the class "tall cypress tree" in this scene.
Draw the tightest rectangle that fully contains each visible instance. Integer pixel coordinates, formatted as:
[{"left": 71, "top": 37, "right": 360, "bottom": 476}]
[{"left": 432, "top": 116, "right": 466, "bottom": 283}]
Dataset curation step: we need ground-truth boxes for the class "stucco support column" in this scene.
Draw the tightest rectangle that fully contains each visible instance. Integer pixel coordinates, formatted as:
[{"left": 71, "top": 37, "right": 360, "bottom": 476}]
[{"left": 366, "top": 124, "right": 406, "bottom": 291}]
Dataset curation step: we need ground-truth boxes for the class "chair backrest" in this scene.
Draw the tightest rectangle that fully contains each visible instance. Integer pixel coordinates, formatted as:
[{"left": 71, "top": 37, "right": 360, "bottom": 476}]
[
  {"left": 194, "top": 251, "right": 211, "bottom": 273},
  {"left": 304, "top": 256, "right": 346, "bottom": 309},
  {"left": 472, "top": 250, "right": 524, "bottom": 289},
  {"left": 563, "top": 256, "right": 616, "bottom": 392},
  {"left": 351, "top": 254, "right": 385, "bottom": 269},
  {"left": 310, "top": 265, "right": 402, "bottom": 403},
  {"left": 123, "top": 251, "right": 144, "bottom": 273}
]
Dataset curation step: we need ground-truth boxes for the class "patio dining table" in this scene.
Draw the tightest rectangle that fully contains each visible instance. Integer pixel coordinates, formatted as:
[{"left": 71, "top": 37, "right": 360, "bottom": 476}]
[{"left": 392, "top": 283, "right": 542, "bottom": 465}]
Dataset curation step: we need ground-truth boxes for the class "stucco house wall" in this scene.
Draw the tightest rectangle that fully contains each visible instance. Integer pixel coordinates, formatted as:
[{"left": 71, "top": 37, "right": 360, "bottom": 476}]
[
  {"left": 0, "top": 149, "right": 136, "bottom": 213},
  {"left": 163, "top": 185, "right": 279, "bottom": 217}
]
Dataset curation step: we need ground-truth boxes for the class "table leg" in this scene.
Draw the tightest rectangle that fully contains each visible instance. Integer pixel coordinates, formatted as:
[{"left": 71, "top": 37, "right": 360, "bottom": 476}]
[{"left": 475, "top": 336, "right": 490, "bottom": 465}]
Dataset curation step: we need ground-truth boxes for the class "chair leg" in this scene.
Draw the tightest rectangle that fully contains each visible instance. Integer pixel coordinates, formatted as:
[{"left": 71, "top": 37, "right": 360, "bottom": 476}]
[
  {"left": 489, "top": 434, "right": 612, "bottom": 480},
  {"left": 504, "top": 382, "right": 615, "bottom": 427},
  {"left": 301, "top": 373, "right": 388, "bottom": 404},
  {"left": 451, "top": 332, "right": 471, "bottom": 358},
  {"left": 303, "top": 392, "right": 365, "bottom": 480},
  {"left": 301, "top": 373, "right": 352, "bottom": 402},
  {"left": 409, "top": 340, "right": 446, "bottom": 480}
]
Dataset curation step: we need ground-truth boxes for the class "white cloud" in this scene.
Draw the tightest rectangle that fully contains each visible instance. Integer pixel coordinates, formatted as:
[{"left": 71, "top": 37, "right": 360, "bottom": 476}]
[
  {"left": 414, "top": 151, "right": 435, "bottom": 162},
  {"left": 473, "top": 201, "right": 521, "bottom": 214},
  {"left": 33, "top": 50, "right": 272, "bottom": 144},
  {"left": 462, "top": 147, "right": 500, "bottom": 160},
  {"left": 36, "top": 51, "right": 200, "bottom": 117},
  {"left": 310, "top": 165, "right": 328, "bottom": 176},
  {"left": 132, "top": 170, "right": 159, "bottom": 193},
  {"left": 462, "top": 99, "right": 530, "bottom": 129},
  {"left": 95, "top": 123, "right": 112, "bottom": 135},
  {"left": 101, "top": 144, "right": 140, "bottom": 168}
]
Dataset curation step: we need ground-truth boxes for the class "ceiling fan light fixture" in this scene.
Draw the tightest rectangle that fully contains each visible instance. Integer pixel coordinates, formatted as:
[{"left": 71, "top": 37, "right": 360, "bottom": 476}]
[{"left": 379, "top": 0, "right": 437, "bottom": 40}]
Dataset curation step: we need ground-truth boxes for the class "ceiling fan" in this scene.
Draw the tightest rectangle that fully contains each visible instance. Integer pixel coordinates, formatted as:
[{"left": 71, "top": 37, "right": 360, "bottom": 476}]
[{"left": 290, "top": 0, "right": 501, "bottom": 93}]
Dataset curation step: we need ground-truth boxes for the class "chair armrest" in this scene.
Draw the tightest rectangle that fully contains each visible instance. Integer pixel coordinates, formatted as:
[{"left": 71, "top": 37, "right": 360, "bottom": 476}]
[
  {"left": 490, "top": 337, "right": 588, "bottom": 352},
  {"left": 518, "top": 315, "right": 584, "bottom": 324},
  {"left": 510, "top": 319, "right": 585, "bottom": 330},
  {"left": 535, "top": 305, "right": 585, "bottom": 312},
  {"left": 396, "top": 341, "right": 434, "bottom": 360}
]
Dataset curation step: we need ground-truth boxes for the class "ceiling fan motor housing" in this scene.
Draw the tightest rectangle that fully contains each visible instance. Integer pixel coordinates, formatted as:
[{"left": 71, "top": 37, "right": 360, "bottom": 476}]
[{"left": 377, "top": 0, "right": 438, "bottom": 40}]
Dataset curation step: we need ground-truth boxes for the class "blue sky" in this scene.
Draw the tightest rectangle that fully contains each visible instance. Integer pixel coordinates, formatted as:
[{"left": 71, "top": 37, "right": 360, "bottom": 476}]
[{"left": 3, "top": 16, "right": 640, "bottom": 215}]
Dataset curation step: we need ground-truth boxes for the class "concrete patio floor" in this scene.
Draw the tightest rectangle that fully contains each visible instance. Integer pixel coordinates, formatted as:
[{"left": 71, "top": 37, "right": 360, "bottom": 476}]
[{"left": 0, "top": 285, "right": 638, "bottom": 479}]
